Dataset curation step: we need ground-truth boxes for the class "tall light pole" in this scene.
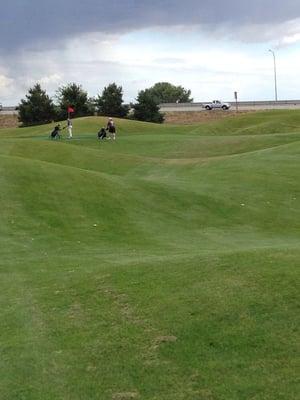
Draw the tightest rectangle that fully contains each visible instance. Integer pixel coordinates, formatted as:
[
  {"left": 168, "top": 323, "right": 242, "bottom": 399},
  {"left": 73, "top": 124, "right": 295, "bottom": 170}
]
[{"left": 269, "top": 49, "right": 278, "bottom": 102}]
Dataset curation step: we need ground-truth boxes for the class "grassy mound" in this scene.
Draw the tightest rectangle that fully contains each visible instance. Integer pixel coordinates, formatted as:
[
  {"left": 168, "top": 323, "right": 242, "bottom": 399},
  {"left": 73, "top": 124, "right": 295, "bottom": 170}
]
[{"left": 0, "top": 111, "right": 299, "bottom": 399}]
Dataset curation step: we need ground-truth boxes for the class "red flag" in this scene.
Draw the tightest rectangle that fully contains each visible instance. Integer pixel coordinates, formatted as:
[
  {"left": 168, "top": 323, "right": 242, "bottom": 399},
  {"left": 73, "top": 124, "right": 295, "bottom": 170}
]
[{"left": 67, "top": 106, "right": 74, "bottom": 113}]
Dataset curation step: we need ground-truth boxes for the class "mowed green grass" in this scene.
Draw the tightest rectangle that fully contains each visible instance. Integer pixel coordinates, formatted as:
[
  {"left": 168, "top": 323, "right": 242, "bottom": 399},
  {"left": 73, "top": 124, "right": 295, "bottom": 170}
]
[{"left": 0, "top": 110, "right": 299, "bottom": 400}]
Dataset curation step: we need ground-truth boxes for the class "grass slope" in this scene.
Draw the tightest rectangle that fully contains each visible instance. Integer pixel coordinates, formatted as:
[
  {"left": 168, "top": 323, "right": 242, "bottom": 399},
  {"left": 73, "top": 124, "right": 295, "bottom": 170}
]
[{"left": 0, "top": 111, "right": 299, "bottom": 400}]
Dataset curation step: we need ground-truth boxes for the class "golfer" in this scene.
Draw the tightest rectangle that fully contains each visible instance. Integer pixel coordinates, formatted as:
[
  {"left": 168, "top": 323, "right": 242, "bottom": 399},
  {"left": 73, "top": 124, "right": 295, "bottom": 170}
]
[
  {"left": 106, "top": 117, "right": 116, "bottom": 140},
  {"left": 67, "top": 118, "right": 73, "bottom": 139}
]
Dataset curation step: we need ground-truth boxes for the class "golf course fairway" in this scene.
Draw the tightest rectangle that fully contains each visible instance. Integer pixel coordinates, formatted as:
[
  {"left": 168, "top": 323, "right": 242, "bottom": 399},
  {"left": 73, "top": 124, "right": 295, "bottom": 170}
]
[{"left": 0, "top": 110, "right": 299, "bottom": 399}]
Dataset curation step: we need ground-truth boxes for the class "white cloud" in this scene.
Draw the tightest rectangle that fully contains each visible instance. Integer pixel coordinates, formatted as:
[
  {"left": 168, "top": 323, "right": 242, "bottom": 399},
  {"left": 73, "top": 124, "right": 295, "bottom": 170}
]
[
  {"left": 1, "top": 28, "right": 300, "bottom": 105},
  {"left": 0, "top": 74, "right": 13, "bottom": 89},
  {"left": 38, "top": 74, "right": 63, "bottom": 86},
  {"left": 275, "top": 18, "right": 300, "bottom": 47},
  {"left": 0, "top": 74, "right": 19, "bottom": 104}
]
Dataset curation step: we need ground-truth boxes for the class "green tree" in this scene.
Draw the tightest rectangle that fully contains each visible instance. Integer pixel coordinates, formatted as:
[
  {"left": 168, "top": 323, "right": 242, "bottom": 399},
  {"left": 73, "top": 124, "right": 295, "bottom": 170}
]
[
  {"left": 18, "top": 84, "right": 56, "bottom": 126},
  {"left": 86, "top": 97, "right": 97, "bottom": 116},
  {"left": 97, "top": 83, "right": 129, "bottom": 117},
  {"left": 147, "top": 82, "right": 193, "bottom": 104},
  {"left": 56, "top": 83, "right": 89, "bottom": 119},
  {"left": 133, "top": 89, "right": 164, "bottom": 123}
]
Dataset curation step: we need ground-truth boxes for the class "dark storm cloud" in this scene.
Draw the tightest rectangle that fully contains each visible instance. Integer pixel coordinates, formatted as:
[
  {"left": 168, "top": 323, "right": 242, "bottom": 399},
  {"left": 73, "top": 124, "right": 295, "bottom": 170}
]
[{"left": 1, "top": 0, "right": 300, "bottom": 50}]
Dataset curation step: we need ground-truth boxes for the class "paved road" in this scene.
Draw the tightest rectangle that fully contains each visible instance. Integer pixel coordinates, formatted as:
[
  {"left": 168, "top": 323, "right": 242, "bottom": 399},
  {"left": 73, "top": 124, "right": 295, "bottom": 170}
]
[
  {"left": 0, "top": 107, "right": 18, "bottom": 115},
  {"left": 160, "top": 100, "right": 300, "bottom": 112},
  {"left": 0, "top": 110, "right": 18, "bottom": 115},
  {"left": 2, "top": 101, "right": 300, "bottom": 115}
]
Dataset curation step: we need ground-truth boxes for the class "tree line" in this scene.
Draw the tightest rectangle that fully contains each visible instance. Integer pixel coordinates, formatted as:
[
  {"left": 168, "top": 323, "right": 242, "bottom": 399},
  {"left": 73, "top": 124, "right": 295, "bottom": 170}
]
[{"left": 18, "top": 82, "right": 193, "bottom": 126}]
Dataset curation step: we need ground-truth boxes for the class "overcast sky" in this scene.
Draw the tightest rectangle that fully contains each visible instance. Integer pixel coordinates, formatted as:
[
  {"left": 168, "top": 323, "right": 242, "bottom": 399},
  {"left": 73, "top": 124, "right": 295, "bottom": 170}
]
[{"left": 1, "top": 0, "right": 300, "bottom": 105}]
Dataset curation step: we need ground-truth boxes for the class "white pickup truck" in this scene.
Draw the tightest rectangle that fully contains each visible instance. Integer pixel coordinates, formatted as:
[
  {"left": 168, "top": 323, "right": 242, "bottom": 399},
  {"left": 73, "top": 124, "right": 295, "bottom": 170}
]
[{"left": 203, "top": 100, "right": 231, "bottom": 110}]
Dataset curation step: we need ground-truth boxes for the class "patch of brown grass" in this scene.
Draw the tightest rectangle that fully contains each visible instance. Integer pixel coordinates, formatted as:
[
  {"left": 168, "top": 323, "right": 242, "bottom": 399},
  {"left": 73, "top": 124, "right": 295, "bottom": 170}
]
[
  {"left": 164, "top": 110, "right": 254, "bottom": 125},
  {"left": 112, "top": 392, "right": 139, "bottom": 400},
  {"left": 155, "top": 335, "right": 177, "bottom": 344},
  {"left": 0, "top": 115, "right": 19, "bottom": 129}
]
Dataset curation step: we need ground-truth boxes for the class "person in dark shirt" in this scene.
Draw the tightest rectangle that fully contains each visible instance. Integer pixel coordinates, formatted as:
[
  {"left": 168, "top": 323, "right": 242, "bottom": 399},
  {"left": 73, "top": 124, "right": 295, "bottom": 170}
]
[{"left": 106, "top": 117, "right": 116, "bottom": 140}]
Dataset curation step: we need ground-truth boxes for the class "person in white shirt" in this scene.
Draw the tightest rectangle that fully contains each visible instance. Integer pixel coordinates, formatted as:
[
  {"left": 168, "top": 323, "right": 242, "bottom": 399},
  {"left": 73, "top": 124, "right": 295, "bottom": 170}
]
[{"left": 67, "top": 118, "right": 73, "bottom": 139}]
